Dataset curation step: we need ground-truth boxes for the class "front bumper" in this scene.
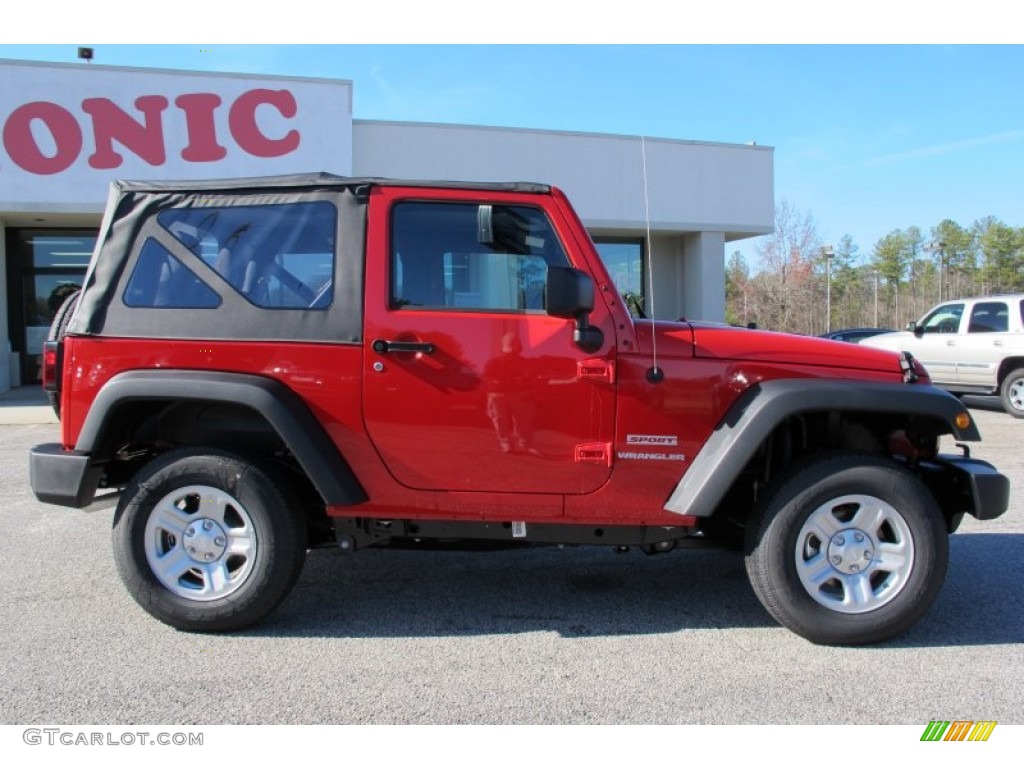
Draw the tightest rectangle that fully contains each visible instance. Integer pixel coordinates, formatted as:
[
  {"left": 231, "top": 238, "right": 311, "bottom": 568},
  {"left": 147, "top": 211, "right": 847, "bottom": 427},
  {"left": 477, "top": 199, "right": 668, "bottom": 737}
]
[
  {"left": 923, "top": 454, "right": 1010, "bottom": 521},
  {"left": 29, "top": 443, "right": 102, "bottom": 508}
]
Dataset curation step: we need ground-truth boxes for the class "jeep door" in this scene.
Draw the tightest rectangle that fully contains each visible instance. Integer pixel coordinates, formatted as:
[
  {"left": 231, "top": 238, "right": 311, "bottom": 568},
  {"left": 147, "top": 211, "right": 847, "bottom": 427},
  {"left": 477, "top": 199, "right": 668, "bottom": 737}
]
[{"left": 361, "top": 188, "right": 616, "bottom": 498}]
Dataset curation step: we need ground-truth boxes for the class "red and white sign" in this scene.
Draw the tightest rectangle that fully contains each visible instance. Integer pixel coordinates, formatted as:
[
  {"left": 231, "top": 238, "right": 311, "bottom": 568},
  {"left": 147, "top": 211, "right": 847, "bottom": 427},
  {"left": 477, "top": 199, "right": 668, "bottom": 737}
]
[{"left": 0, "top": 60, "right": 353, "bottom": 210}]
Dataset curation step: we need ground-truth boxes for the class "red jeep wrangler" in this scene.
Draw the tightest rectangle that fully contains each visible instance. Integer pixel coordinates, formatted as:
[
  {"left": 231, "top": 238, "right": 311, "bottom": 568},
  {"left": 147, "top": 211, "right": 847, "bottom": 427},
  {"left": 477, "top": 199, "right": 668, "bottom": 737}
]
[{"left": 30, "top": 174, "right": 1009, "bottom": 644}]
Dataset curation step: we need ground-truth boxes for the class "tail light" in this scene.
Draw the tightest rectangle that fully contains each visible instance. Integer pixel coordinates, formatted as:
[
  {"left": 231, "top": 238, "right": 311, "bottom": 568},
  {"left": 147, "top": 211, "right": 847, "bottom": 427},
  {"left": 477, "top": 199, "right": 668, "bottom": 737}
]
[{"left": 41, "top": 340, "right": 61, "bottom": 392}]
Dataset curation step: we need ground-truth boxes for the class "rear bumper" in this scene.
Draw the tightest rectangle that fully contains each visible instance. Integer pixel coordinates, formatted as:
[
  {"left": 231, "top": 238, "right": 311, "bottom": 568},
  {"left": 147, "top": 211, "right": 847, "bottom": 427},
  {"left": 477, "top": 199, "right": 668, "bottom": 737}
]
[
  {"left": 925, "top": 454, "right": 1010, "bottom": 521},
  {"left": 29, "top": 443, "right": 101, "bottom": 508}
]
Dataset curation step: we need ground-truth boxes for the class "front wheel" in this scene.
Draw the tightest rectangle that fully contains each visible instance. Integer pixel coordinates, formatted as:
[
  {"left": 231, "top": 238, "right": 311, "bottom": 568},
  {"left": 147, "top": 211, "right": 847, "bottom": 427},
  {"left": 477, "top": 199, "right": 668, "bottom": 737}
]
[
  {"left": 745, "top": 453, "right": 948, "bottom": 645},
  {"left": 112, "top": 448, "right": 307, "bottom": 632},
  {"left": 1000, "top": 367, "right": 1024, "bottom": 418}
]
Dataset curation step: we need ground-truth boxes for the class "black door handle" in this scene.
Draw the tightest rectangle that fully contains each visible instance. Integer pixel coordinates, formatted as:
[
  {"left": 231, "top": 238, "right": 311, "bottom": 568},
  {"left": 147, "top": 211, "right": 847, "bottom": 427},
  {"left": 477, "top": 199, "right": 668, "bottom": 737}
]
[{"left": 372, "top": 339, "right": 436, "bottom": 355}]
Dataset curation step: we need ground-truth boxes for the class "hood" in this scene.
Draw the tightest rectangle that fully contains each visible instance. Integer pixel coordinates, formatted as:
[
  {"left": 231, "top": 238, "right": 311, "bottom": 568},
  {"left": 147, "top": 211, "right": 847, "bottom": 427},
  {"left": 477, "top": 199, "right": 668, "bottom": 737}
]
[
  {"left": 632, "top": 319, "right": 698, "bottom": 358},
  {"left": 858, "top": 331, "right": 914, "bottom": 352},
  {"left": 685, "top": 322, "right": 908, "bottom": 373}
]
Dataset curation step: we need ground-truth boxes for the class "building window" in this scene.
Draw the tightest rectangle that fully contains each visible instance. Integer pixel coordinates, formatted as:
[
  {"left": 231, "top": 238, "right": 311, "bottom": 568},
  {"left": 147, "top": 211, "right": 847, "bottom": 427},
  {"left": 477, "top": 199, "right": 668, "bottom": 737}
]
[{"left": 594, "top": 238, "right": 644, "bottom": 314}]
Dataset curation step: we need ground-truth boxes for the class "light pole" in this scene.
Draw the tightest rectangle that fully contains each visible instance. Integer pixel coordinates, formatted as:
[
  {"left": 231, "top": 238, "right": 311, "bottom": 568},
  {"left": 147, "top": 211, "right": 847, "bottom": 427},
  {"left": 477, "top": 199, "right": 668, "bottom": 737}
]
[
  {"left": 927, "top": 240, "right": 946, "bottom": 303},
  {"left": 873, "top": 270, "right": 879, "bottom": 327},
  {"left": 821, "top": 245, "right": 835, "bottom": 334}
]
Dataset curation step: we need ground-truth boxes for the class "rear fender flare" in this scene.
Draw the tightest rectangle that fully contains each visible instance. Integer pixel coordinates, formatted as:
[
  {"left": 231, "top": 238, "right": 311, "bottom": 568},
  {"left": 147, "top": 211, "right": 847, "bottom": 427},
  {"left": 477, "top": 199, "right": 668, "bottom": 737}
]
[{"left": 77, "top": 370, "right": 367, "bottom": 506}]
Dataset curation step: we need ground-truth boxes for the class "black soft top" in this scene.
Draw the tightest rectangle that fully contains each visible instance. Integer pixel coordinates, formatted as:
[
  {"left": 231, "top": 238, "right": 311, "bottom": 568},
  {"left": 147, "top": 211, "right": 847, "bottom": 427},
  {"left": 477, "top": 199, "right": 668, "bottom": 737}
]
[
  {"left": 112, "top": 173, "right": 551, "bottom": 195},
  {"left": 68, "top": 173, "right": 551, "bottom": 343}
]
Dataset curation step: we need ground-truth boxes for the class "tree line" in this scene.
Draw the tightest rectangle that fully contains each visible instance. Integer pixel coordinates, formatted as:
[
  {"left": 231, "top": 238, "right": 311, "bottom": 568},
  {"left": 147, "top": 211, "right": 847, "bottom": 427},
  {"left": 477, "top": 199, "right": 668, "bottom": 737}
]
[{"left": 725, "top": 200, "right": 1024, "bottom": 335}]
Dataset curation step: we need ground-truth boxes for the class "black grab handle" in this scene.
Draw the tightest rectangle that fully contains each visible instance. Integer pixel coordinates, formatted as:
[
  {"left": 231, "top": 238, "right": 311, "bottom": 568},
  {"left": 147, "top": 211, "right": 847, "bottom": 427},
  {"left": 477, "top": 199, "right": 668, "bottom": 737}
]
[{"left": 371, "top": 339, "right": 436, "bottom": 355}]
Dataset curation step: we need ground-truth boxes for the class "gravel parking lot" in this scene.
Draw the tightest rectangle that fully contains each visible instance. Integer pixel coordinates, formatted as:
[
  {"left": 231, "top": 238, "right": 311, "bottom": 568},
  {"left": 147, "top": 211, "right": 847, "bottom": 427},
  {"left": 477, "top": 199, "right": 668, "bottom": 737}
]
[{"left": 1, "top": 400, "right": 1021, "bottom": 725}]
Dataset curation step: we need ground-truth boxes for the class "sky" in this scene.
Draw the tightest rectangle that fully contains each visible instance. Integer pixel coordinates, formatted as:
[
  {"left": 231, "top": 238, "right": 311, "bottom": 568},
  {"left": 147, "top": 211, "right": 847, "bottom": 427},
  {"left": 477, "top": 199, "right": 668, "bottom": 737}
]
[{"left": 3, "top": 6, "right": 1022, "bottom": 273}]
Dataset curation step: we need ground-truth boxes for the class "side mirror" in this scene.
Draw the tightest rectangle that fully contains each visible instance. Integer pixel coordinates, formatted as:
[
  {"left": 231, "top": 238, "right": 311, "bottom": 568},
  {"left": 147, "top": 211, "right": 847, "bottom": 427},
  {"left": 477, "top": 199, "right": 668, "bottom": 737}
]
[
  {"left": 546, "top": 266, "right": 603, "bottom": 353},
  {"left": 546, "top": 266, "right": 595, "bottom": 319},
  {"left": 909, "top": 321, "right": 925, "bottom": 338}
]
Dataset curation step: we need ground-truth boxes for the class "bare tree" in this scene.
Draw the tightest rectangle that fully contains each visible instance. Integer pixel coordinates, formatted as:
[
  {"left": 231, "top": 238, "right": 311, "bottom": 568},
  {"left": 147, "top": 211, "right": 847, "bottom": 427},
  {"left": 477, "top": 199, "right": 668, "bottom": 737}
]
[{"left": 755, "top": 199, "right": 823, "bottom": 333}]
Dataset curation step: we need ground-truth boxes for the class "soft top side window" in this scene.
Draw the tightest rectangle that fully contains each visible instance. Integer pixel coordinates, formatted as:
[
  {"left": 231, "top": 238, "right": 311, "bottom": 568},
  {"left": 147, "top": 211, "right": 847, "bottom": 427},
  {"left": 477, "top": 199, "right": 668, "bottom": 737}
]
[
  {"left": 390, "top": 202, "right": 570, "bottom": 312},
  {"left": 156, "top": 201, "right": 337, "bottom": 310},
  {"left": 123, "top": 239, "right": 222, "bottom": 309}
]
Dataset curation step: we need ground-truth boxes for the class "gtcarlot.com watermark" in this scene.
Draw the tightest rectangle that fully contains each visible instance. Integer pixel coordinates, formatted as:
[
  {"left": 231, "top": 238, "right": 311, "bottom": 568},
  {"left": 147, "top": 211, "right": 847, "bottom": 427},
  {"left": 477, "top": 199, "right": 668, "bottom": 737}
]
[{"left": 23, "top": 728, "right": 203, "bottom": 747}]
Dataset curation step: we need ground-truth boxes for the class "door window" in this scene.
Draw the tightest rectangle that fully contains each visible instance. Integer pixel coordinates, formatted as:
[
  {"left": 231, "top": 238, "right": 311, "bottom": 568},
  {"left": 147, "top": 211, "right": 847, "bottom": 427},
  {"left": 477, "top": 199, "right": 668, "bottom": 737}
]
[
  {"left": 967, "top": 302, "right": 1009, "bottom": 334},
  {"left": 919, "top": 303, "right": 964, "bottom": 333},
  {"left": 390, "top": 202, "right": 570, "bottom": 312}
]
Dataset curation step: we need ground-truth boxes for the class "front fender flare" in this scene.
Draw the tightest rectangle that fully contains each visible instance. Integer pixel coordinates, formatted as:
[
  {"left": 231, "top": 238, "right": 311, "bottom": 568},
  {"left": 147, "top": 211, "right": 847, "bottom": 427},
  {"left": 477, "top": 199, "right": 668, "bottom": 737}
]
[{"left": 663, "top": 379, "right": 977, "bottom": 517}]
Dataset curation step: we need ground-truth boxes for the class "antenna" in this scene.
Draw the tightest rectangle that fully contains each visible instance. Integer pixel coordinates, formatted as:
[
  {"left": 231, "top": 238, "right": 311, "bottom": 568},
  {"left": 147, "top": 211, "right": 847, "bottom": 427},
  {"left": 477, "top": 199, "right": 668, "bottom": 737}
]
[{"left": 640, "top": 136, "right": 663, "bottom": 384}]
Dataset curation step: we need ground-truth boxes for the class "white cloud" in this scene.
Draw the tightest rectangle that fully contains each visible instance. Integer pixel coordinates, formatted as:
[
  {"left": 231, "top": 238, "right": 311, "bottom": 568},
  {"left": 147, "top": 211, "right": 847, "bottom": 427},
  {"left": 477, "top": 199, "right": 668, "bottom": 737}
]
[{"left": 864, "top": 130, "right": 1024, "bottom": 166}]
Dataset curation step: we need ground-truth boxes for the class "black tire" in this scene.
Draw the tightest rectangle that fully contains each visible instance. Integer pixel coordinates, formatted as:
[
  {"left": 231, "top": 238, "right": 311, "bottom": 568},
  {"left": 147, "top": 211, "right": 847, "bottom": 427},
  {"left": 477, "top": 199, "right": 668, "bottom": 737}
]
[
  {"left": 745, "top": 453, "right": 948, "bottom": 645},
  {"left": 45, "top": 289, "right": 81, "bottom": 417},
  {"left": 112, "top": 447, "right": 307, "bottom": 632},
  {"left": 999, "top": 367, "right": 1024, "bottom": 418}
]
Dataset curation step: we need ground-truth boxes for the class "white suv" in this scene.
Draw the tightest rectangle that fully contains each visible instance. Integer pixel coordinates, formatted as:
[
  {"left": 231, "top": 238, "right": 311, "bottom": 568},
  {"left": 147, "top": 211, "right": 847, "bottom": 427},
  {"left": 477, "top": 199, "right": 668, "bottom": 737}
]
[{"left": 861, "top": 294, "right": 1024, "bottom": 418}]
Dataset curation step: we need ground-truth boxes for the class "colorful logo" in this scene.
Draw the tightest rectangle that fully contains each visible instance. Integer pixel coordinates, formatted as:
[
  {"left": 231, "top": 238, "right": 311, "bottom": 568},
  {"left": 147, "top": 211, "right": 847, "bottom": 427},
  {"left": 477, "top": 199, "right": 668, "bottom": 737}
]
[{"left": 921, "top": 720, "right": 997, "bottom": 741}]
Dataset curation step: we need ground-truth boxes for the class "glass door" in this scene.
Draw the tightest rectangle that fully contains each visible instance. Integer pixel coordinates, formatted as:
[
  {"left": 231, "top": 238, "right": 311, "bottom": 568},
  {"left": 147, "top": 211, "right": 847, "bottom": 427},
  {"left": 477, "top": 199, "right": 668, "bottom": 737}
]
[{"left": 6, "top": 229, "right": 95, "bottom": 383}]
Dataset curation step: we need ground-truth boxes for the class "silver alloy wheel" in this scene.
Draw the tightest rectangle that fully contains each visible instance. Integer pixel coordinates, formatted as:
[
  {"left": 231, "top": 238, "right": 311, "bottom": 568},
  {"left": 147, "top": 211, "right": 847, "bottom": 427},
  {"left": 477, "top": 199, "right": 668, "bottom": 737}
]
[
  {"left": 144, "top": 484, "right": 257, "bottom": 601},
  {"left": 795, "top": 494, "right": 915, "bottom": 614},
  {"left": 1007, "top": 376, "right": 1024, "bottom": 412}
]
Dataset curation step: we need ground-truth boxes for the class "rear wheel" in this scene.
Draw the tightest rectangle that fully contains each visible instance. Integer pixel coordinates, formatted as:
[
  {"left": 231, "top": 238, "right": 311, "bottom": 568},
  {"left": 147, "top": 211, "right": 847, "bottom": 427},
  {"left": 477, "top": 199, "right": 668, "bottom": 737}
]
[
  {"left": 112, "top": 447, "right": 307, "bottom": 632},
  {"left": 745, "top": 453, "right": 947, "bottom": 645},
  {"left": 1000, "top": 367, "right": 1024, "bottom": 418}
]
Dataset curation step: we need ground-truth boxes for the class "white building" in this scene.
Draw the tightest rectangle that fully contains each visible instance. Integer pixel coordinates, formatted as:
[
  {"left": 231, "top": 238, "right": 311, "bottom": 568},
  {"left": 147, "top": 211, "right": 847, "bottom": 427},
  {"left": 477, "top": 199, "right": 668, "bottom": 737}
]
[{"left": 0, "top": 58, "right": 773, "bottom": 391}]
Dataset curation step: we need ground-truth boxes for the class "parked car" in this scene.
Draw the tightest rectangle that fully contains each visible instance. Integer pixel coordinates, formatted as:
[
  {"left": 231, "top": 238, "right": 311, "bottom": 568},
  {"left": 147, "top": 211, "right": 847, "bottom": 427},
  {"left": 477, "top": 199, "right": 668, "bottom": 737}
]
[
  {"left": 819, "top": 328, "right": 892, "bottom": 344},
  {"left": 29, "top": 174, "right": 1010, "bottom": 645},
  {"left": 861, "top": 294, "right": 1024, "bottom": 418}
]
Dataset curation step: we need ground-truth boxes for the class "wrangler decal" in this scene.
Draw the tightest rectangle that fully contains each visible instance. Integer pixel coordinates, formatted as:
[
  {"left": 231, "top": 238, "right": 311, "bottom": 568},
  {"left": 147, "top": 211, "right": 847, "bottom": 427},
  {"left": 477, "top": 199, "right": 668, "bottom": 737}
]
[{"left": 617, "top": 451, "right": 686, "bottom": 462}]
